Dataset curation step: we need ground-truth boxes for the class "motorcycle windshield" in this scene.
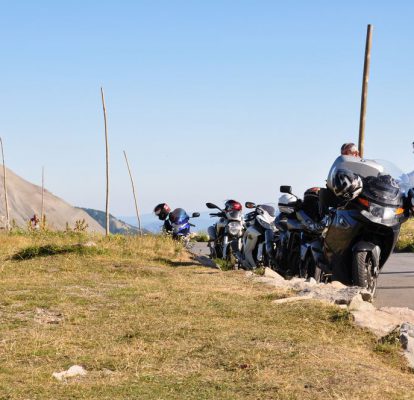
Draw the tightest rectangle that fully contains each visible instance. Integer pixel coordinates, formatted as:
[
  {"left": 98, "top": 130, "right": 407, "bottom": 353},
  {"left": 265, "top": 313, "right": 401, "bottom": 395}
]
[
  {"left": 226, "top": 210, "right": 242, "bottom": 220},
  {"left": 169, "top": 208, "right": 189, "bottom": 225},
  {"left": 258, "top": 204, "right": 276, "bottom": 218},
  {"left": 374, "top": 159, "right": 411, "bottom": 194}
]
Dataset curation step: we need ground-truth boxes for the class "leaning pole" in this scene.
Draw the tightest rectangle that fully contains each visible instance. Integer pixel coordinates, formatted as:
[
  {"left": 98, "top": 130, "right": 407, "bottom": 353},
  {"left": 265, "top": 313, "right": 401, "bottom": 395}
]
[
  {"left": 358, "top": 24, "right": 373, "bottom": 158},
  {"left": 101, "top": 87, "right": 110, "bottom": 236}
]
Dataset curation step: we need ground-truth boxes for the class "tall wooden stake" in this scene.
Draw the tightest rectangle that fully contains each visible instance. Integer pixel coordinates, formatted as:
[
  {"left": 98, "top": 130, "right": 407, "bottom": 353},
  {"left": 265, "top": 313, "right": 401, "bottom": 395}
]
[
  {"left": 358, "top": 24, "right": 373, "bottom": 158},
  {"left": 101, "top": 87, "right": 110, "bottom": 236},
  {"left": 123, "top": 150, "right": 142, "bottom": 235},
  {"left": 0, "top": 137, "right": 10, "bottom": 231},
  {"left": 41, "top": 166, "right": 45, "bottom": 228}
]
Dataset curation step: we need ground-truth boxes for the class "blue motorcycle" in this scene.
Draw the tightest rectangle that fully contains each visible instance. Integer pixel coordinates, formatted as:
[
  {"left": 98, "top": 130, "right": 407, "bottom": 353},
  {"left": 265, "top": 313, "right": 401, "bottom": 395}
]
[{"left": 168, "top": 208, "right": 200, "bottom": 243}]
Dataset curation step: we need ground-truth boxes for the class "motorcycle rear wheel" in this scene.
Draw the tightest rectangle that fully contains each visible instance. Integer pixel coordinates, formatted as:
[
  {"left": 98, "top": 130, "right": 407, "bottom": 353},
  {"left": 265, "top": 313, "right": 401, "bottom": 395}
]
[{"left": 352, "top": 251, "right": 377, "bottom": 294}]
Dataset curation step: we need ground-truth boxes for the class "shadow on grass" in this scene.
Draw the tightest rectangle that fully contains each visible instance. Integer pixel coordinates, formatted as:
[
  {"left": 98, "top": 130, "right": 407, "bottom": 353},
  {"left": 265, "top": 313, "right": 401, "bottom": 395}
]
[
  {"left": 11, "top": 244, "right": 104, "bottom": 261},
  {"left": 154, "top": 257, "right": 196, "bottom": 268}
]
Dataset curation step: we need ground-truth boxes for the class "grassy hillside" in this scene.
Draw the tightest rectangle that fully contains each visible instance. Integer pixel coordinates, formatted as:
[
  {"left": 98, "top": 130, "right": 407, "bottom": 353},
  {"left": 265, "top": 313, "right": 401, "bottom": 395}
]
[{"left": 0, "top": 233, "right": 413, "bottom": 399}]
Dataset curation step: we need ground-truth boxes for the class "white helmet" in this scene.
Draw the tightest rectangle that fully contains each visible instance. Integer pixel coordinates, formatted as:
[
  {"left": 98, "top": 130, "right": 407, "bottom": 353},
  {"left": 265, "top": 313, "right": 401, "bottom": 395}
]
[{"left": 278, "top": 193, "right": 297, "bottom": 215}]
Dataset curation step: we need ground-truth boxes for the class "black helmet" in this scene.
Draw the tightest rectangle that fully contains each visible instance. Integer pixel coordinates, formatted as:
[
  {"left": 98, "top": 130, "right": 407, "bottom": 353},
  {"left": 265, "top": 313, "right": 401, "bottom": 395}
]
[
  {"left": 332, "top": 169, "right": 363, "bottom": 200},
  {"left": 154, "top": 203, "right": 171, "bottom": 220}
]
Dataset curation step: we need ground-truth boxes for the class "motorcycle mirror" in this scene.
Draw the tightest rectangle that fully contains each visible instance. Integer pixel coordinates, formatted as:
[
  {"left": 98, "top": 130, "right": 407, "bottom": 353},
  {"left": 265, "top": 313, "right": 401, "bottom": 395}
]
[
  {"left": 280, "top": 185, "right": 292, "bottom": 194},
  {"left": 245, "top": 202, "right": 256, "bottom": 209},
  {"left": 206, "top": 202, "right": 219, "bottom": 209},
  {"left": 192, "top": 212, "right": 200, "bottom": 218}
]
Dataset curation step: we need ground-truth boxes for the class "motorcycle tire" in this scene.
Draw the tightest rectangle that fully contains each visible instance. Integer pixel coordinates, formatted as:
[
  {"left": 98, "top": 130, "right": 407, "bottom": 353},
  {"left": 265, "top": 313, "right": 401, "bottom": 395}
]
[
  {"left": 226, "top": 247, "right": 238, "bottom": 270},
  {"left": 352, "top": 251, "right": 377, "bottom": 294},
  {"left": 301, "top": 254, "right": 316, "bottom": 280}
]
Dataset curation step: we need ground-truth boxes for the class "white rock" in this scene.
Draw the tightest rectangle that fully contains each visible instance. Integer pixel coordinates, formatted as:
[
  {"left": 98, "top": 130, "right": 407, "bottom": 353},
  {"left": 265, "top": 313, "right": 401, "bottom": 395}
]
[
  {"left": 83, "top": 241, "right": 97, "bottom": 247},
  {"left": 272, "top": 295, "right": 313, "bottom": 304},
  {"left": 52, "top": 365, "right": 87, "bottom": 381},
  {"left": 264, "top": 267, "right": 285, "bottom": 282},
  {"left": 349, "top": 294, "right": 375, "bottom": 312},
  {"left": 330, "top": 281, "right": 347, "bottom": 289},
  {"left": 305, "top": 277, "right": 317, "bottom": 287},
  {"left": 351, "top": 309, "right": 401, "bottom": 338}
]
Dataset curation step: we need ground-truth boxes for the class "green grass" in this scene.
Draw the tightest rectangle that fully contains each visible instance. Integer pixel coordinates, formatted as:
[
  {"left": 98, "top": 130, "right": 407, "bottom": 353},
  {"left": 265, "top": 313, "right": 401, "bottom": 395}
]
[{"left": 0, "top": 232, "right": 413, "bottom": 399}]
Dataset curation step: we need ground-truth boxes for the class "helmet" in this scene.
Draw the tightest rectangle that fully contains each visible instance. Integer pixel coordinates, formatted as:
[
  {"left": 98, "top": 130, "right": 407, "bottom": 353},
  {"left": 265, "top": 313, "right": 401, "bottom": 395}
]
[
  {"left": 154, "top": 203, "right": 171, "bottom": 220},
  {"left": 303, "top": 187, "right": 321, "bottom": 221},
  {"left": 332, "top": 169, "right": 363, "bottom": 200},
  {"left": 224, "top": 200, "right": 242, "bottom": 211},
  {"left": 278, "top": 193, "right": 297, "bottom": 215}
]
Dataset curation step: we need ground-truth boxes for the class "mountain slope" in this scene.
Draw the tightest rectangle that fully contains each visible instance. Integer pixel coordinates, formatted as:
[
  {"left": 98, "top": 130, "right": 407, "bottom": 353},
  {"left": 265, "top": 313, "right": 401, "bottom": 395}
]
[
  {"left": 0, "top": 167, "right": 104, "bottom": 233},
  {"left": 80, "top": 208, "right": 143, "bottom": 235}
]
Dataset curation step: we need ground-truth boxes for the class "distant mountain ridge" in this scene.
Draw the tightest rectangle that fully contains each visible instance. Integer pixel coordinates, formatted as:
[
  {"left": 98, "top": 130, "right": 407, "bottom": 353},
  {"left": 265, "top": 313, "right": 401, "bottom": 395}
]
[
  {"left": 0, "top": 167, "right": 104, "bottom": 232},
  {"left": 80, "top": 208, "right": 144, "bottom": 235}
]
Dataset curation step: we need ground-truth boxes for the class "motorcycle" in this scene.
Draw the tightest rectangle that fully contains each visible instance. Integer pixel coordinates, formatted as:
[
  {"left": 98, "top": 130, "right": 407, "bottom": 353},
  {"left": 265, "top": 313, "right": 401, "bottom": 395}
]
[
  {"left": 275, "top": 186, "right": 324, "bottom": 278},
  {"left": 241, "top": 202, "right": 277, "bottom": 269},
  {"left": 206, "top": 201, "right": 244, "bottom": 266},
  {"left": 301, "top": 158, "right": 412, "bottom": 293},
  {"left": 168, "top": 208, "right": 200, "bottom": 245}
]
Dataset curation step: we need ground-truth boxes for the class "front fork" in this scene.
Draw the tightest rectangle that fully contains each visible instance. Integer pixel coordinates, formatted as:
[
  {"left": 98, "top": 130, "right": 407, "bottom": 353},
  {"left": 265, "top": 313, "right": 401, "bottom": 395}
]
[{"left": 223, "top": 235, "right": 243, "bottom": 261}]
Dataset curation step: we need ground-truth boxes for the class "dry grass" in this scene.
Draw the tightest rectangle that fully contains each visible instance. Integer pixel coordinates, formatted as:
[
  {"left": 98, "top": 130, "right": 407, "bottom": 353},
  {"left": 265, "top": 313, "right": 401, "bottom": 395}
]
[{"left": 0, "top": 232, "right": 413, "bottom": 399}]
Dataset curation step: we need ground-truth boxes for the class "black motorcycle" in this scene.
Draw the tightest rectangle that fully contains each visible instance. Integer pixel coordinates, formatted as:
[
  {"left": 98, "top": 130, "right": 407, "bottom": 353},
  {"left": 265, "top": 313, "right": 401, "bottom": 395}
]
[
  {"left": 301, "top": 162, "right": 410, "bottom": 293},
  {"left": 275, "top": 186, "right": 323, "bottom": 278}
]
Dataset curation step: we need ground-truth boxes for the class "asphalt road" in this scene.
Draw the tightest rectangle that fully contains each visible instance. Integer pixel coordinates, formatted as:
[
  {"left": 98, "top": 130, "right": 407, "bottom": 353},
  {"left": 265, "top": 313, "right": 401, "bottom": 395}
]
[
  {"left": 375, "top": 253, "right": 414, "bottom": 309},
  {"left": 191, "top": 243, "right": 414, "bottom": 309}
]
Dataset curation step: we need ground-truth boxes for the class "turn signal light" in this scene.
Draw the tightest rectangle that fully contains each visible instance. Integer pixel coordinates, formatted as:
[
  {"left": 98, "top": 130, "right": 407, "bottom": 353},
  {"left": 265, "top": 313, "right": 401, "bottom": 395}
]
[
  {"left": 395, "top": 207, "right": 404, "bottom": 215},
  {"left": 357, "top": 197, "right": 370, "bottom": 208}
]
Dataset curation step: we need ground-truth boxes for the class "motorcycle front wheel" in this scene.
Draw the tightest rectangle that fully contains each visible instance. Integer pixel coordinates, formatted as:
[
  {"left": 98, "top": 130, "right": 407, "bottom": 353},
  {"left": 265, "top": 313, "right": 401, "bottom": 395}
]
[
  {"left": 226, "top": 247, "right": 239, "bottom": 270},
  {"left": 352, "top": 251, "right": 377, "bottom": 294}
]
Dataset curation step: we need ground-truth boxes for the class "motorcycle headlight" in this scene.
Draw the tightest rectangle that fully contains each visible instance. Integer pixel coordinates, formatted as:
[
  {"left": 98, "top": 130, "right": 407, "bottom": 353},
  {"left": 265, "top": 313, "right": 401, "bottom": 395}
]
[
  {"left": 227, "top": 221, "right": 242, "bottom": 236},
  {"left": 361, "top": 205, "right": 404, "bottom": 224}
]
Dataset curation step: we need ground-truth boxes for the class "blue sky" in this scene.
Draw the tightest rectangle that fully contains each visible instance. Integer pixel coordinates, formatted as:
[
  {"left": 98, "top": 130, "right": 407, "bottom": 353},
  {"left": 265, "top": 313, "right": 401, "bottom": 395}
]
[{"left": 0, "top": 1, "right": 413, "bottom": 216}]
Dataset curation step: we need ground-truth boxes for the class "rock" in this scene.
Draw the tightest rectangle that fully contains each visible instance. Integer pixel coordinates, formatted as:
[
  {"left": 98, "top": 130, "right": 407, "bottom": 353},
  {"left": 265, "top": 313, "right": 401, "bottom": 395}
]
[
  {"left": 400, "top": 323, "right": 414, "bottom": 368},
  {"left": 52, "top": 365, "right": 87, "bottom": 381},
  {"left": 351, "top": 309, "right": 401, "bottom": 338},
  {"left": 305, "top": 277, "right": 317, "bottom": 287},
  {"left": 272, "top": 295, "right": 313, "bottom": 304},
  {"left": 264, "top": 268, "right": 285, "bottom": 282},
  {"left": 330, "top": 281, "right": 347, "bottom": 289},
  {"left": 379, "top": 307, "right": 414, "bottom": 324},
  {"left": 83, "top": 241, "right": 97, "bottom": 247},
  {"left": 35, "top": 308, "right": 63, "bottom": 325},
  {"left": 360, "top": 289, "right": 373, "bottom": 302},
  {"left": 348, "top": 294, "right": 375, "bottom": 312}
]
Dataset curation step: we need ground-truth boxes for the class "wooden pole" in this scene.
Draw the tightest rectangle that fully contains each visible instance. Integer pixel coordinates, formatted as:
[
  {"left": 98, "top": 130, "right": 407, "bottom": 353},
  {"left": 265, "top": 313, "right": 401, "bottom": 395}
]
[
  {"left": 358, "top": 24, "right": 373, "bottom": 158},
  {"left": 101, "top": 87, "right": 110, "bottom": 236},
  {"left": 41, "top": 166, "right": 45, "bottom": 228},
  {"left": 0, "top": 137, "right": 10, "bottom": 231},
  {"left": 123, "top": 150, "right": 142, "bottom": 235}
]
